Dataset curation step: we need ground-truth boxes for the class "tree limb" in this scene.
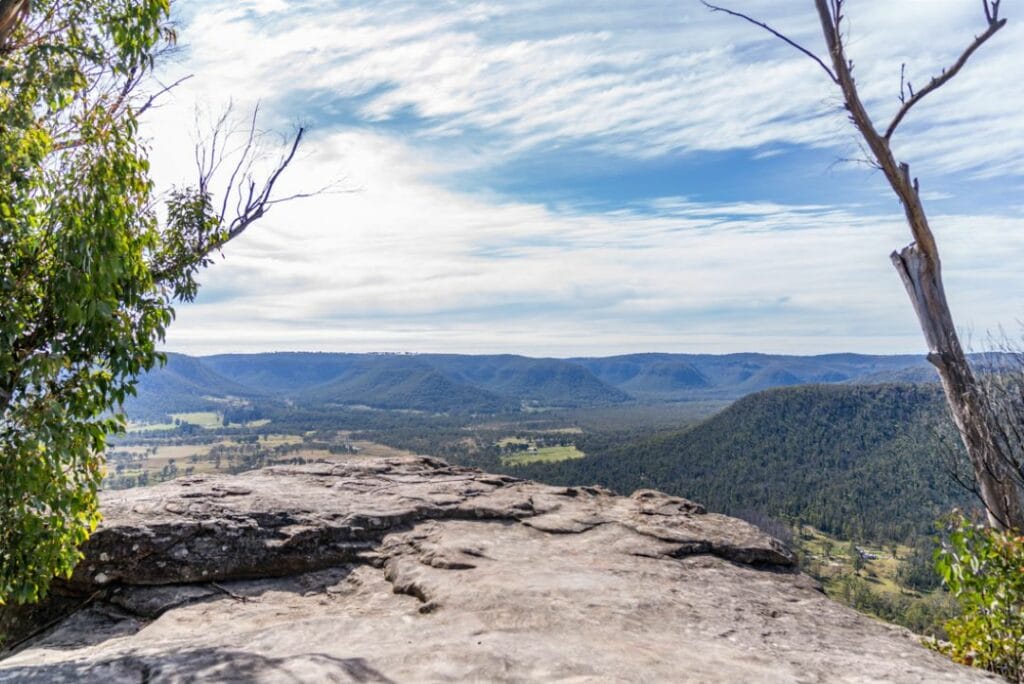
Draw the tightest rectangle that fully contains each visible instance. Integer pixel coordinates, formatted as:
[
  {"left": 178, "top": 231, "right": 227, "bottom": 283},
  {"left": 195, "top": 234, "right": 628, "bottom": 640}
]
[
  {"left": 884, "top": 4, "right": 1006, "bottom": 140},
  {"left": 809, "top": 0, "right": 943, "bottom": 262},
  {"left": 136, "top": 74, "right": 194, "bottom": 118},
  {"left": 224, "top": 126, "right": 304, "bottom": 241},
  {"left": 700, "top": 1, "right": 838, "bottom": 84},
  {"left": 708, "top": 0, "right": 1019, "bottom": 528}
]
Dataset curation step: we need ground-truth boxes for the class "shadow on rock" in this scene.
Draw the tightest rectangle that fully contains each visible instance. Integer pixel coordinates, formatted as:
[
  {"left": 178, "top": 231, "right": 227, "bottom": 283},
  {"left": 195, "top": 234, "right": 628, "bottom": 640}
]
[{"left": 0, "top": 647, "right": 395, "bottom": 683}]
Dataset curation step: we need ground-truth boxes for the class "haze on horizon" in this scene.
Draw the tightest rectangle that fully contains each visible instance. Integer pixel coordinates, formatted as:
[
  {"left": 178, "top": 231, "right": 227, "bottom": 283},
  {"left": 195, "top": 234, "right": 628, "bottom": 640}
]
[{"left": 146, "top": 1, "right": 1024, "bottom": 358}]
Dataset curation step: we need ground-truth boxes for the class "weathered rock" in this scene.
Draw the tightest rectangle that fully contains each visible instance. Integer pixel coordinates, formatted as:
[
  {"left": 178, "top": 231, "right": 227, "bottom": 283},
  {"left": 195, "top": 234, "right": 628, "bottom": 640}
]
[{"left": 0, "top": 456, "right": 996, "bottom": 682}]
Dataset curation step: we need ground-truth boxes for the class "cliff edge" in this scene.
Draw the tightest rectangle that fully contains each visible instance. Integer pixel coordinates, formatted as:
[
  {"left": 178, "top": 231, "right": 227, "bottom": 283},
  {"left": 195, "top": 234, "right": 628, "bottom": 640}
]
[{"left": 0, "top": 456, "right": 996, "bottom": 682}]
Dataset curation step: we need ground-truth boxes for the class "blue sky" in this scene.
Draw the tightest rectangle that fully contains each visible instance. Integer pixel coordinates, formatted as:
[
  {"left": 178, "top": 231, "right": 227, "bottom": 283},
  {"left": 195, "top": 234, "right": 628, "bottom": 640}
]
[{"left": 145, "top": 0, "right": 1024, "bottom": 356}]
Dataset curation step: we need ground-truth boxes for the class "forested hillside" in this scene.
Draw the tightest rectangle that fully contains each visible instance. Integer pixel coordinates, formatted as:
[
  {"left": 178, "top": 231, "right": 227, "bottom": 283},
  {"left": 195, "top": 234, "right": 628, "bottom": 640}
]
[
  {"left": 509, "top": 384, "right": 971, "bottom": 542},
  {"left": 125, "top": 353, "right": 263, "bottom": 422},
  {"left": 424, "top": 355, "right": 630, "bottom": 406},
  {"left": 299, "top": 356, "right": 516, "bottom": 413},
  {"left": 124, "top": 351, "right": 942, "bottom": 421}
]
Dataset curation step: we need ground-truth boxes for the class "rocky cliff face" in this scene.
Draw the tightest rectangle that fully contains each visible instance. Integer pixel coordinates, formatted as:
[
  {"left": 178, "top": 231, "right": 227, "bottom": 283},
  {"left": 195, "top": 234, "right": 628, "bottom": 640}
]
[{"left": 0, "top": 456, "right": 996, "bottom": 682}]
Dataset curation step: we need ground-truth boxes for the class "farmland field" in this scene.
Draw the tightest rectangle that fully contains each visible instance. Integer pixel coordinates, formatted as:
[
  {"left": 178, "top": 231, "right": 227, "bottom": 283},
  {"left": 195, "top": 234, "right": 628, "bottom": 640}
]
[
  {"left": 501, "top": 444, "right": 585, "bottom": 466},
  {"left": 103, "top": 430, "right": 418, "bottom": 490}
]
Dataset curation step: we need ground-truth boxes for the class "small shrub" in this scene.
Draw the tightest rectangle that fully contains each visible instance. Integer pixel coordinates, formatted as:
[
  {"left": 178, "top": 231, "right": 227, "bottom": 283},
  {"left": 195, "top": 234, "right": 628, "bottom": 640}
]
[{"left": 933, "top": 513, "right": 1024, "bottom": 682}]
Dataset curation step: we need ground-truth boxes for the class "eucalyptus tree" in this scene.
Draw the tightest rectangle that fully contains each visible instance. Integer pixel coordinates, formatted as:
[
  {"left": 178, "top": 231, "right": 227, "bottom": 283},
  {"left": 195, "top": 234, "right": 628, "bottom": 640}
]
[{"left": 1, "top": 0, "right": 302, "bottom": 604}]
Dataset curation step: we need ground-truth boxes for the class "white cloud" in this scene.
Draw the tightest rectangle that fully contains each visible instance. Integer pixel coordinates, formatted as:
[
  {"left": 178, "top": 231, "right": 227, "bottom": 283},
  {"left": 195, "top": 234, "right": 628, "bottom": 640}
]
[
  {"left": 153, "top": 129, "right": 1024, "bottom": 356},
  {"left": 153, "top": 0, "right": 1024, "bottom": 176},
  {"left": 138, "top": 1, "right": 1024, "bottom": 356}
]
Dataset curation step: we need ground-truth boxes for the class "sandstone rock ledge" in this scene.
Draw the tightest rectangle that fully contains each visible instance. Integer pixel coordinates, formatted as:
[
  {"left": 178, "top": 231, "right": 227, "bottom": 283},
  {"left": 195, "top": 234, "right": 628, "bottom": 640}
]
[{"left": 0, "top": 456, "right": 996, "bottom": 683}]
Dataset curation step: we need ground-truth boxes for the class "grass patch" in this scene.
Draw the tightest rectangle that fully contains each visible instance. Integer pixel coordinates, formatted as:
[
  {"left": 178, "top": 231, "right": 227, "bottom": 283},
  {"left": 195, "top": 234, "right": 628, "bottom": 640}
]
[
  {"left": 798, "top": 526, "right": 910, "bottom": 595},
  {"left": 125, "top": 411, "right": 266, "bottom": 432},
  {"left": 170, "top": 411, "right": 222, "bottom": 428},
  {"left": 496, "top": 436, "right": 531, "bottom": 447},
  {"left": 794, "top": 526, "right": 957, "bottom": 637},
  {"left": 125, "top": 421, "right": 176, "bottom": 433},
  {"left": 502, "top": 444, "right": 585, "bottom": 466}
]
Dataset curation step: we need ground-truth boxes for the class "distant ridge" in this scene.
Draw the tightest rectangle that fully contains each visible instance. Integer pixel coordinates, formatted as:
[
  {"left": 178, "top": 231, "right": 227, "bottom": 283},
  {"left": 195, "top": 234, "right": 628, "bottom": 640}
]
[
  {"left": 424, "top": 354, "right": 630, "bottom": 407},
  {"left": 570, "top": 352, "right": 934, "bottom": 399},
  {"left": 298, "top": 355, "right": 515, "bottom": 413},
  {"left": 202, "top": 352, "right": 365, "bottom": 393},
  {"left": 124, "top": 350, "right": 941, "bottom": 419}
]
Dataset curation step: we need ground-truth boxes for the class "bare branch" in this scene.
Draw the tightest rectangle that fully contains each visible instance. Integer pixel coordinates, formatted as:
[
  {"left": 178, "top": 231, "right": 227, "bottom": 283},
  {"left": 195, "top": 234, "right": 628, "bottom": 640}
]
[
  {"left": 883, "top": 7, "right": 1006, "bottom": 140},
  {"left": 700, "top": 2, "right": 838, "bottom": 83},
  {"left": 219, "top": 104, "right": 260, "bottom": 224},
  {"left": 136, "top": 74, "right": 194, "bottom": 118},
  {"left": 149, "top": 107, "right": 310, "bottom": 291},
  {"left": 264, "top": 179, "right": 354, "bottom": 206},
  {"left": 225, "top": 127, "right": 305, "bottom": 241}
]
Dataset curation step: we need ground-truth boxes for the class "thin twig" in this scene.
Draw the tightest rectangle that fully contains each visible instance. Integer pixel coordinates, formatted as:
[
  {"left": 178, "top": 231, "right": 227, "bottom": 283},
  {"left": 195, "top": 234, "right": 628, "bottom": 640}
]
[
  {"left": 220, "top": 104, "right": 260, "bottom": 224},
  {"left": 700, "top": 1, "right": 839, "bottom": 83},
  {"left": 2, "top": 590, "right": 103, "bottom": 654},
  {"left": 137, "top": 74, "right": 194, "bottom": 117},
  {"left": 884, "top": 6, "right": 1005, "bottom": 140}
]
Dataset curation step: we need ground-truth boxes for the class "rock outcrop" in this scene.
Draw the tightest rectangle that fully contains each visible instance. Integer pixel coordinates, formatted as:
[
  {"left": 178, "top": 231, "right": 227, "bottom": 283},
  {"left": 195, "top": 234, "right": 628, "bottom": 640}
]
[{"left": 0, "top": 456, "right": 996, "bottom": 682}]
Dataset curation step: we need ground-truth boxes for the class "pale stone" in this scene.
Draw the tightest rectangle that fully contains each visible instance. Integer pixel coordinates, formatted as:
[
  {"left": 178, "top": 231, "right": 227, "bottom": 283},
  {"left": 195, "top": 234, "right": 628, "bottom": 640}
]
[{"left": 0, "top": 456, "right": 996, "bottom": 683}]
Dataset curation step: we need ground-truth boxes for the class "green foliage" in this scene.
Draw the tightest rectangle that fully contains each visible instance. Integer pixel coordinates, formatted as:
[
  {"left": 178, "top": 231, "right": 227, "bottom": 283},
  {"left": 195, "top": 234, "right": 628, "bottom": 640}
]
[
  {"left": 828, "top": 572, "right": 958, "bottom": 637},
  {"left": 509, "top": 384, "right": 971, "bottom": 542},
  {"left": 933, "top": 514, "right": 1024, "bottom": 681},
  {"left": 896, "top": 536, "right": 943, "bottom": 593},
  {"left": 0, "top": 0, "right": 224, "bottom": 605},
  {"left": 849, "top": 541, "right": 865, "bottom": 573}
]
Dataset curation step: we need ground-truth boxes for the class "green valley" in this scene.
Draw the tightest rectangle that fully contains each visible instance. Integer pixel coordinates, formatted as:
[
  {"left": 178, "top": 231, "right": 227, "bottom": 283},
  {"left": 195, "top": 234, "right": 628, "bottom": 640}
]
[{"left": 111, "top": 351, "right": 986, "bottom": 640}]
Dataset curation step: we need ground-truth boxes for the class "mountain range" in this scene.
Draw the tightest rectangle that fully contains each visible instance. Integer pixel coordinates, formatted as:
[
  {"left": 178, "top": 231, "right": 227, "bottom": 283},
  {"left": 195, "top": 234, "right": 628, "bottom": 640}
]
[{"left": 124, "top": 351, "right": 939, "bottom": 420}]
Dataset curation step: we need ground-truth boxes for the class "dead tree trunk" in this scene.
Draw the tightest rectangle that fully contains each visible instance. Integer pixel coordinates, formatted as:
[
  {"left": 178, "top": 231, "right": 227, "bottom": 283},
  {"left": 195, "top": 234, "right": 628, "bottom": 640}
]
[
  {"left": 891, "top": 218, "right": 1024, "bottom": 531},
  {"left": 811, "top": 0, "right": 1022, "bottom": 530},
  {"left": 705, "top": 0, "right": 1023, "bottom": 529}
]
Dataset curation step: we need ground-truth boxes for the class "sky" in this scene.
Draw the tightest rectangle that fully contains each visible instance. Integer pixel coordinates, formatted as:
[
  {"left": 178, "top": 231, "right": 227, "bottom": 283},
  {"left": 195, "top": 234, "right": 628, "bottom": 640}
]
[{"left": 143, "top": 0, "right": 1024, "bottom": 357}]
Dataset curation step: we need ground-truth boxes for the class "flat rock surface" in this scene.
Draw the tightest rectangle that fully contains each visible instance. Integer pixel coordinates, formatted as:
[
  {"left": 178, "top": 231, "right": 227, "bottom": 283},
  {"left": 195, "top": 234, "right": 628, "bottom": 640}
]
[{"left": 0, "top": 456, "right": 996, "bottom": 683}]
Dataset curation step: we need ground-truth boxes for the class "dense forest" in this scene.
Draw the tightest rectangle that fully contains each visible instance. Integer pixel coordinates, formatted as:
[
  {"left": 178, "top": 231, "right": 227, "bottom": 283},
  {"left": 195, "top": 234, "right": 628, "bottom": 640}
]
[{"left": 485, "top": 384, "right": 971, "bottom": 542}]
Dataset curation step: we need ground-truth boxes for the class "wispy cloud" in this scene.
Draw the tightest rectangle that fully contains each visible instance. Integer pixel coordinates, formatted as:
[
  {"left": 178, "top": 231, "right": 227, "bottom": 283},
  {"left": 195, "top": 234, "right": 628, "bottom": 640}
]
[
  {"left": 156, "top": 130, "right": 1024, "bottom": 356},
  {"left": 157, "top": 1, "right": 1024, "bottom": 176},
  {"left": 142, "top": 1, "right": 1024, "bottom": 355}
]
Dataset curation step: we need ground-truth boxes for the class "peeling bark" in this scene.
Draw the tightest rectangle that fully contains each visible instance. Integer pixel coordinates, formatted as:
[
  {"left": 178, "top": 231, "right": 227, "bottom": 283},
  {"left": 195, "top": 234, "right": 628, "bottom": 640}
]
[{"left": 891, "top": 245, "right": 1023, "bottom": 529}]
